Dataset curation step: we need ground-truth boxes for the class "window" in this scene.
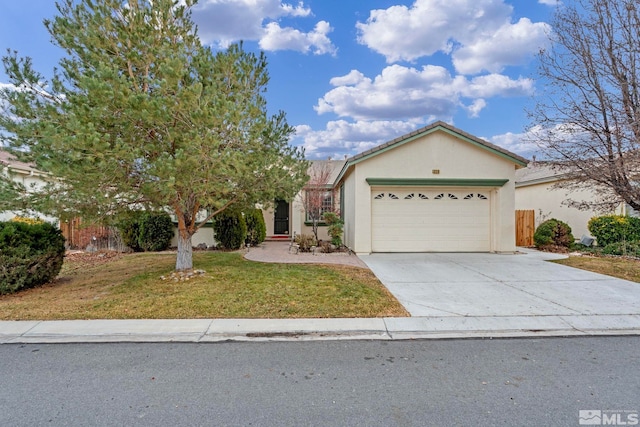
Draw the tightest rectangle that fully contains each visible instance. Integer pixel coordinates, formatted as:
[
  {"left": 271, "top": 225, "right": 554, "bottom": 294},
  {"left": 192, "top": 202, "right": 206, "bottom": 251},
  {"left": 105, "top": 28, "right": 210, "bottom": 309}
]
[{"left": 305, "top": 189, "right": 334, "bottom": 222}]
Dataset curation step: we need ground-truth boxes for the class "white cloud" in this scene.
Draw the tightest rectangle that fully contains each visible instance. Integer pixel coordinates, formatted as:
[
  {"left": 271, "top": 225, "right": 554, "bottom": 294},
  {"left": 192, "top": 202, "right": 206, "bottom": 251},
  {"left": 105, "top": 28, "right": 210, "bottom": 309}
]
[
  {"left": 329, "top": 70, "right": 366, "bottom": 86},
  {"left": 259, "top": 21, "right": 336, "bottom": 55},
  {"left": 315, "top": 65, "right": 534, "bottom": 122},
  {"left": 452, "top": 18, "right": 550, "bottom": 74},
  {"left": 489, "top": 130, "right": 540, "bottom": 158},
  {"left": 191, "top": 0, "right": 336, "bottom": 54},
  {"left": 356, "top": 0, "right": 550, "bottom": 74},
  {"left": 538, "top": 0, "right": 560, "bottom": 5},
  {"left": 291, "top": 119, "right": 423, "bottom": 159},
  {"left": 465, "top": 99, "right": 486, "bottom": 118},
  {"left": 458, "top": 73, "right": 535, "bottom": 98}
]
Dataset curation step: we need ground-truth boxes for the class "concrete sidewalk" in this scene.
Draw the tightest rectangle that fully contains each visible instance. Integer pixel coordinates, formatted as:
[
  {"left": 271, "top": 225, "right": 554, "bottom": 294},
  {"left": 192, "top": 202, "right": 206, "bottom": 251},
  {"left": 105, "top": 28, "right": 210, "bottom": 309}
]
[
  {"left": 2, "top": 315, "right": 640, "bottom": 344},
  {"left": 3, "top": 246, "right": 640, "bottom": 344}
]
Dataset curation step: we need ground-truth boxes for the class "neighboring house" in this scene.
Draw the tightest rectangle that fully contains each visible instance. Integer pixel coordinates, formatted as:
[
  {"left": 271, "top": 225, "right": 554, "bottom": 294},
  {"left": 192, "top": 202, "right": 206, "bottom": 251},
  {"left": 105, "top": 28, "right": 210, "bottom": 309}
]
[
  {"left": 169, "top": 211, "right": 216, "bottom": 249},
  {"left": 515, "top": 162, "right": 629, "bottom": 239},
  {"left": 0, "top": 150, "right": 57, "bottom": 224},
  {"left": 267, "top": 121, "right": 527, "bottom": 254}
]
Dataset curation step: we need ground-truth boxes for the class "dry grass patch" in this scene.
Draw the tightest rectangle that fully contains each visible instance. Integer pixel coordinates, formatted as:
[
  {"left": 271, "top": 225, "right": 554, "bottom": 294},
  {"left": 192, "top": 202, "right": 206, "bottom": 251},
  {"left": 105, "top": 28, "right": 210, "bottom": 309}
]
[
  {"left": 0, "top": 251, "right": 408, "bottom": 320},
  {"left": 552, "top": 256, "right": 640, "bottom": 283}
]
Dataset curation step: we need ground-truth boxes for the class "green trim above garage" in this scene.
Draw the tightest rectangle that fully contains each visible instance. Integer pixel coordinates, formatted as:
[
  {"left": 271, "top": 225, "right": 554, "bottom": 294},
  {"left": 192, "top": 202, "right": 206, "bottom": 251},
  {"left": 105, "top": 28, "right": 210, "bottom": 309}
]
[{"left": 366, "top": 178, "right": 509, "bottom": 187}]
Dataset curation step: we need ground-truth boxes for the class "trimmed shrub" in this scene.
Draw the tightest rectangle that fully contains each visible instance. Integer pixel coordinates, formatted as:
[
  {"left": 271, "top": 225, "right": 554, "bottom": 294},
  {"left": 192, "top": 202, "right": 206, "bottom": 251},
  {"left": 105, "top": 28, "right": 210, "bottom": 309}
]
[
  {"left": 588, "top": 215, "right": 640, "bottom": 247},
  {"left": 534, "top": 219, "right": 574, "bottom": 249},
  {"left": 245, "top": 208, "right": 266, "bottom": 246},
  {"left": 117, "top": 211, "right": 145, "bottom": 251},
  {"left": 138, "top": 212, "right": 174, "bottom": 252},
  {"left": 215, "top": 209, "right": 247, "bottom": 250},
  {"left": 323, "top": 212, "right": 344, "bottom": 247},
  {"left": 294, "top": 233, "right": 317, "bottom": 252},
  {"left": 117, "top": 211, "right": 174, "bottom": 252},
  {"left": 0, "top": 221, "right": 66, "bottom": 295},
  {"left": 601, "top": 241, "right": 640, "bottom": 257}
]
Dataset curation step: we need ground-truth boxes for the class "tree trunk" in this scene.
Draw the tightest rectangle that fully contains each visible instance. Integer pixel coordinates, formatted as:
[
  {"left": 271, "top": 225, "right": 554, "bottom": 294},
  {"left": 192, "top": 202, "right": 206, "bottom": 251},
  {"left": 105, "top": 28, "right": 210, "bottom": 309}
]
[{"left": 176, "top": 231, "right": 193, "bottom": 272}]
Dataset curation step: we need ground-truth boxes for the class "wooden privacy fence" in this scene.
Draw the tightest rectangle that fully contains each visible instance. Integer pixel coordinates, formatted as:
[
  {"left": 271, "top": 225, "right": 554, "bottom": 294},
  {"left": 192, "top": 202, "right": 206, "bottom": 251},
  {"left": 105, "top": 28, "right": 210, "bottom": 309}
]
[
  {"left": 60, "top": 217, "right": 124, "bottom": 250},
  {"left": 515, "top": 210, "right": 535, "bottom": 247}
]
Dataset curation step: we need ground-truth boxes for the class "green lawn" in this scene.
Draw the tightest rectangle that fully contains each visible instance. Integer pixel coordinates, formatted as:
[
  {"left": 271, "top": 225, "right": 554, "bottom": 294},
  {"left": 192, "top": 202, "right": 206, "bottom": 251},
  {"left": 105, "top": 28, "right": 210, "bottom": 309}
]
[{"left": 0, "top": 251, "right": 409, "bottom": 320}]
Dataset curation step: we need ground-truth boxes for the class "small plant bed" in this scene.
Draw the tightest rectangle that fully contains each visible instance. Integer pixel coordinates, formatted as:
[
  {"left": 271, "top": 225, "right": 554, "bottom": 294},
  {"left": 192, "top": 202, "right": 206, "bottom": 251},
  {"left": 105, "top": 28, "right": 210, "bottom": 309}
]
[
  {"left": 552, "top": 255, "right": 640, "bottom": 283},
  {"left": 0, "top": 251, "right": 408, "bottom": 320}
]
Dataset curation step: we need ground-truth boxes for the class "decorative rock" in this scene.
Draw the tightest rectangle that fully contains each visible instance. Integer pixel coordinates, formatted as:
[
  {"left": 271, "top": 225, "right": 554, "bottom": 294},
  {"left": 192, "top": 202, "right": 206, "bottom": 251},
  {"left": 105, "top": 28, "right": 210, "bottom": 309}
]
[{"left": 161, "top": 269, "right": 206, "bottom": 281}]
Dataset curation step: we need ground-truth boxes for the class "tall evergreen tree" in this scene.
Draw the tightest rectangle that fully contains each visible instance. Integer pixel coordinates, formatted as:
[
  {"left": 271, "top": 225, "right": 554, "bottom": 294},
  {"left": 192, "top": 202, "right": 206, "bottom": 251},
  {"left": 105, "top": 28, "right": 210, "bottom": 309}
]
[{"left": 0, "top": 0, "right": 308, "bottom": 271}]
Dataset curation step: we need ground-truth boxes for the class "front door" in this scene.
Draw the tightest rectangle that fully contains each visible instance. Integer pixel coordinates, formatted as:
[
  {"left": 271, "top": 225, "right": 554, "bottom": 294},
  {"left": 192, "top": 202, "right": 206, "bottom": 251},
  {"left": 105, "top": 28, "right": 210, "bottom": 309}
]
[{"left": 274, "top": 200, "right": 289, "bottom": 235}]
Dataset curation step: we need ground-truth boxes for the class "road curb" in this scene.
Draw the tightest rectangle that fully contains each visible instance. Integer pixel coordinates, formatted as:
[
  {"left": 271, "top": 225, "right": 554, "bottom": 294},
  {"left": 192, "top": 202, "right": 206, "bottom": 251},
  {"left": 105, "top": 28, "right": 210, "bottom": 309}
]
[{"left": 2, "top": 316, "right": 640, "bottom": 344}]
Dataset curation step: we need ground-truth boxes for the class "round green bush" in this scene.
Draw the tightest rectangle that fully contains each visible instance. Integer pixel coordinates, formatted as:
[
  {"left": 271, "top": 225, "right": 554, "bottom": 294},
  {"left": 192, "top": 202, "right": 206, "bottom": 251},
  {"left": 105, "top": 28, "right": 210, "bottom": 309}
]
[
  {"left": 0, "top": 221, "right": 66, "bottom": 295},
  {"left": 117, "top": 211, "right": 174, "bottom": 252},
  {"left": 588, "top": 215, "right": 640, "bottom": 247},
  {"left": 117, "top": 211, "right": 145, "bottom": 251},
  {"left": 138, "top": 212, "right": 174, "bottom": 251},
  {"left": 244, "top": 208, "right": 266, "bottom": 246},
  {"left": 534, "top": 219, "right": 574, "bottom": 249},
  {"left": 215, "top": 208, "right": 247, "bottom": 250}
]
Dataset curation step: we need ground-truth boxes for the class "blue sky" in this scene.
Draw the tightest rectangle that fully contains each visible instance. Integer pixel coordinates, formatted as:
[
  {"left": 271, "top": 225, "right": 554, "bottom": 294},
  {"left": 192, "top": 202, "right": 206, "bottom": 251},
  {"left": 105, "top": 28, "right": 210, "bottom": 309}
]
[{"left": 0, "top": 0, "right": 558, "bottom": 160}]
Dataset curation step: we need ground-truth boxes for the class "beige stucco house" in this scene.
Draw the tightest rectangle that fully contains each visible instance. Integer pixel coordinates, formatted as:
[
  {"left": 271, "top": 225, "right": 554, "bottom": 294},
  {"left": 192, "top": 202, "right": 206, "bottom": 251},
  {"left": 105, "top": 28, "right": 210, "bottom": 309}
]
[
  {"left": 515, "top": 162, "right": 629, "bottom": 239},
  {"left": 0, "top": 150, "right": 57, "bottom": 223},
  {"left": 266, "top": 121, "right": 527, "bottom": 254}
]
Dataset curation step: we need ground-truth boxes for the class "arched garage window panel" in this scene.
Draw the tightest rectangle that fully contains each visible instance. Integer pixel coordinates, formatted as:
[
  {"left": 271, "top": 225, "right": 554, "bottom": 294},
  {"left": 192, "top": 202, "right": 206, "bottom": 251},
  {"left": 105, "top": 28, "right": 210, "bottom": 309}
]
[
  {"left": 464, "top": 193, "right": 488, "bottom": 200},
  {"left": 374, "top": 193, "right": 385, "bottom": 199},
  {"left": 434, "top": 193, "right": 458, "bottom": 200},
  {"left": 404, "top": 193, "right": 428, "bottom": 200},
  {"left": 388, "top": 193, "right": 399, "bottom": 199}
]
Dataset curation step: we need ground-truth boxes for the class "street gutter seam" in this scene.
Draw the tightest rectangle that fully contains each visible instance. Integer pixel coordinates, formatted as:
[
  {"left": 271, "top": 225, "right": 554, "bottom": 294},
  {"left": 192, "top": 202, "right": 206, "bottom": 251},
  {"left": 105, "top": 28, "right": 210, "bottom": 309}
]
[{"left": 198, "top": 319, "right": 216, "bottom": 342}]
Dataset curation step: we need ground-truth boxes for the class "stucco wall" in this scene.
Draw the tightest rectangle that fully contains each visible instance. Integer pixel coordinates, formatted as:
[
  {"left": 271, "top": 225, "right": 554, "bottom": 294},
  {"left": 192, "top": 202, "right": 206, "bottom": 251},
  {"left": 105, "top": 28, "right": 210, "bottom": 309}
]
[
  {"left": 515, "top": 182, "right": 621, "bottom": 239},
  {"left": 170, "top": 225, "right": 216, "bottom": 248},
  {"left": 342, "top": 173, "right": 357, "bottom": 250},
  {"left": 345, "top": 130, "right": 518, "bottom": 253},
  {"left": 0, "top": 170, "right": 58, "bottom": 224}
]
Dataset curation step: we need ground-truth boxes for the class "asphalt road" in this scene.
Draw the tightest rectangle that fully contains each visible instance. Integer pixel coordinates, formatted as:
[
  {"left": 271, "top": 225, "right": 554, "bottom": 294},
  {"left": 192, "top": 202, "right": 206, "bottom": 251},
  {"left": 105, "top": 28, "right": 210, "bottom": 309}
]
[{"left": 1, "top": 337, "right": 638, "bottom": 426}]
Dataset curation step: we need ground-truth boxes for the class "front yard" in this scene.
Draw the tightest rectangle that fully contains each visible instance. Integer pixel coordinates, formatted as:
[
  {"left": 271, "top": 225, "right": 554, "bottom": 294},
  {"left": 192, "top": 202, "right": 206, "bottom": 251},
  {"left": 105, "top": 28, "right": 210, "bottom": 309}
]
[
  {"left": 553, "top": 255, "right": 640, "bottom": 283},
  {"left": 0, "top": 251, "right": 409, "bottom": 320}
]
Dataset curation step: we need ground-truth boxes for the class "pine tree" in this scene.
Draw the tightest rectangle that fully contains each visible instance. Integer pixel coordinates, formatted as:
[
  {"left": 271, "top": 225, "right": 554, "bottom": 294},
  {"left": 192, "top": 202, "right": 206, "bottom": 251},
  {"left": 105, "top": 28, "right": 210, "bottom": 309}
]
[{"left": 0, "top": 0, "right": 308, "bottom": 271}]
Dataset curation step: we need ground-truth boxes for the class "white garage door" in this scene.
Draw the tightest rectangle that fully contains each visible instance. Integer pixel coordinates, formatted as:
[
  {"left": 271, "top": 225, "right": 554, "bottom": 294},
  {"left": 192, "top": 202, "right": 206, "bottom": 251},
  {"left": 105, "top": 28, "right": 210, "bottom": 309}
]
[{"left": 371, "top": 188, "right": 491, "bottom": 252}]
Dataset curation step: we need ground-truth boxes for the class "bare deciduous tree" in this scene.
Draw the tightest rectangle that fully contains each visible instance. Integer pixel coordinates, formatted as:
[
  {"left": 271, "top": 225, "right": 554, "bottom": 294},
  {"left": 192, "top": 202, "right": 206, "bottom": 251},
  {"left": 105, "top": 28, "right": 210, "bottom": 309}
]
[
  {"left": 300, "top": 162, "right": 335, "bottom": 242},
  {"left": 529, "top": 0, "right": 640, "bottom": 212}
]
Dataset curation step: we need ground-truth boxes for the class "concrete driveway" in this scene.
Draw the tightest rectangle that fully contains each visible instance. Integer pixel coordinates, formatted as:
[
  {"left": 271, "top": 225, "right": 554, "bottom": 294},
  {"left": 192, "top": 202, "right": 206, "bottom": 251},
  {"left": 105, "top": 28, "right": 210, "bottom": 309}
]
[{"left": 359, "top": 249, "right": 640, "bottom": 318}]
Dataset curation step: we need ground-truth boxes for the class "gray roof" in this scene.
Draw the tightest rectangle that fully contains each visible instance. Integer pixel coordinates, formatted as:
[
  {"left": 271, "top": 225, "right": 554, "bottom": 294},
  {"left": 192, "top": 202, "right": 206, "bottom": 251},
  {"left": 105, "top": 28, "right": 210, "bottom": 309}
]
[
  {"left": 334, "top": 121, "right": 529, "bottom": 185},
  {"left": 346, "top": 121, "right": 529, "bottom": 166},
  {"left": 308, "top": 159, "right": 347, "bottom": 185},
  {"left": 515, "top": 162, "right": 568, "bottom": 186},
  {"left": 0, "top": 150, "right": 42, "bottom": 175}
]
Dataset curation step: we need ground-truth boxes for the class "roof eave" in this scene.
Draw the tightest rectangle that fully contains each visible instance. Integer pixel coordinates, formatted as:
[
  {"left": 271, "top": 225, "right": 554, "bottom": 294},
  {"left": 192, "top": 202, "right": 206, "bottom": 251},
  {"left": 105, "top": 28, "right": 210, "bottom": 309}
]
[{"left": 333, "top": 122, "right": 528, "bottom": 186}]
